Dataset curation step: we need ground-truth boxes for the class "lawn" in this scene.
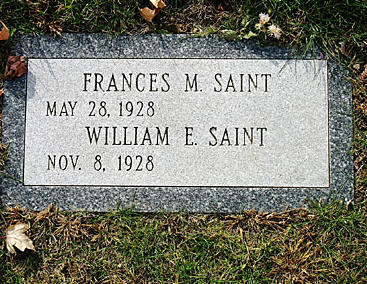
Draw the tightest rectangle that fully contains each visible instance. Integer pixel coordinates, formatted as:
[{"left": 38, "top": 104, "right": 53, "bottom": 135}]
[{"left": 0, "top": 0, "right": 367, "bottom": 282}]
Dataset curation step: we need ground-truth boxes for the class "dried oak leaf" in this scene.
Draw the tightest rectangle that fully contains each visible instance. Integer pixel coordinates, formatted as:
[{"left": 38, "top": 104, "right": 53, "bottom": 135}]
[
  {"left": 139, "top": 0, "right": 166, "bottom": 22},
  {"left": 5, "top": 223, "right": 35, "bottom": 254},
  {"left": 0, "top": 20, "right": 10, "bottom": 41},
  {"left": 139, "top": 7, "right": 158, "bottom": 23},
  {"left": 150, "top": 0, "right": 166, "bottom": 9},
  {"left": 4, "top": 56, "right": 27, "bottom": 80}
]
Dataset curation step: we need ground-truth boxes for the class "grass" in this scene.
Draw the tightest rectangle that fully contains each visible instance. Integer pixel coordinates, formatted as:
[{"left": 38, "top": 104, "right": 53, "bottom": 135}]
[
  {"left": 1, "top": 204, "right": 366, "bottom": 282},
  {"left": 0, "top": 0, "right": 367, "bottom": 282}
]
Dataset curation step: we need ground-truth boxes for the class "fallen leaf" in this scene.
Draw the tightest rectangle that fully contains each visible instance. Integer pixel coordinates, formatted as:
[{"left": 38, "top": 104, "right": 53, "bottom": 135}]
[
  {"left": 140, "top": 0, "right": 167, "bottom": 23},
  {"left": 5, "top": 223, "right": 35, "bottom": 254},
  {"left": 139, "top": 7, "right": 158, "bottom": 23},
  {"left": 150, "top": 0, "right": 166, "bottom": 9},
  {"left": 4, "top": 55, "right": 27, "bottom": 80},
  {"left": 0, "top": 20, "right": 10, "bottom": 41}
]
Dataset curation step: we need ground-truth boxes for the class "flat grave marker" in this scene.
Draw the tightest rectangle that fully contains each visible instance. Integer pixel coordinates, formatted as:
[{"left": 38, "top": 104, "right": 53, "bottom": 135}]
[{"left": 0, "top": 34, "right": 353, "bottom": 212}]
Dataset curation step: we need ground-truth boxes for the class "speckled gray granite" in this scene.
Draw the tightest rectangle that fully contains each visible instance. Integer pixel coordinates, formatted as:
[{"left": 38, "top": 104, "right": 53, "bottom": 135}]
[{"left": 0, "top": 34, "right": 354, "bottom": 212}]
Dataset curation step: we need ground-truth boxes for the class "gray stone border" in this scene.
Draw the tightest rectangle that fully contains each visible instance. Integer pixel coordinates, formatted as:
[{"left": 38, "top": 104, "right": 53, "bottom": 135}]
[{"left": 0, "top": 34, "right": 354, "bottom": 212}]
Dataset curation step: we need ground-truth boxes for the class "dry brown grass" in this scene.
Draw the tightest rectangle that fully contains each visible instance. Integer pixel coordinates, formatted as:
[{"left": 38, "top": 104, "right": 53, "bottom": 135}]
[{"left": 0, "top": 204, "right": 366, "bottom": 282}]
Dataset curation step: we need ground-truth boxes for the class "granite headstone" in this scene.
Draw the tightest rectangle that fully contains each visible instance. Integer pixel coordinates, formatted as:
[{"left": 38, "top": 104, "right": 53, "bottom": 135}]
[{"left": 0, "top": 34, "right": 354, "bottom": 212}]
